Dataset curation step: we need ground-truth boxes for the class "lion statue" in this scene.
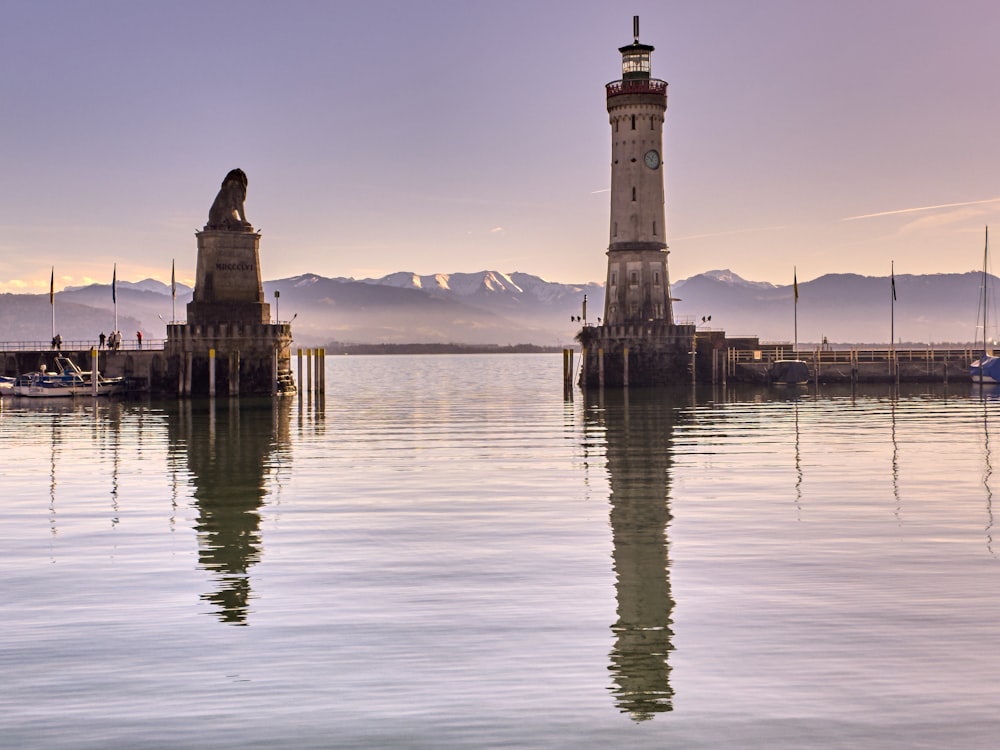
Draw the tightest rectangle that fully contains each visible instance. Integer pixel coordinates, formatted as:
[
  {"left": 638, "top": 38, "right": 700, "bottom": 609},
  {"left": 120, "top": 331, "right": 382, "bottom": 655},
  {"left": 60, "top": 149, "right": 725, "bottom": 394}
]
[{"left": 206, "top": 168, "right": 252, "bottom": 230}]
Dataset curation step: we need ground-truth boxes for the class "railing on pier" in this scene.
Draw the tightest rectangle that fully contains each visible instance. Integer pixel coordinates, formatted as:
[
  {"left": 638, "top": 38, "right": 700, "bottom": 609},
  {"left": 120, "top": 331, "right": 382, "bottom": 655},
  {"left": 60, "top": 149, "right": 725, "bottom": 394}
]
[
  {"left": 0, "top": 339, "right": 166, "bottom": 352},
  {"left": 728, "top": 347, "right": 979, "bottom": 365}
]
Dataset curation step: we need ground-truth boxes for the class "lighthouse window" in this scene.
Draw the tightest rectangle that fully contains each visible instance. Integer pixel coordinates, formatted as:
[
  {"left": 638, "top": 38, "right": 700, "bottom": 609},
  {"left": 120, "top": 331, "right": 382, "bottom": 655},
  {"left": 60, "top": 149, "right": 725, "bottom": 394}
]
[
  {"left": 610, "top": 272, "right": 617, "bottom": 286},
  {"left": 629, "top": 272, "right": 638, "bottom": 286},
  {"left": 654, "top": 271, "right": 661, "bottom": 285},
  {"left": 631, "top": 115, "right": 636, "bottom": 130},
  {"left": 653, "top": 221, "right": 657, "bottom": 235},
  {"left": 613, "top": 222, "right": 617, "bottom": 237},
  {"left": 632, "top": 187, "right": 636, "bottom": 201}
]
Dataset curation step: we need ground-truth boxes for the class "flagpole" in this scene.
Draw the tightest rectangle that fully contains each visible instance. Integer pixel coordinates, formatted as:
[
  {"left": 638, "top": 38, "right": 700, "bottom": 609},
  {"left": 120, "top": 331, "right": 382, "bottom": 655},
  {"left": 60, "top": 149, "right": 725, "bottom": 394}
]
[
  {"left": 171, "top": 259, "right": 176, "bottom": 323},
  {"left": 49, "top": 266, "right": 55, "bottom": 341},
  {"left": 112, "top": 263, "right": 118, "bottom": 334},
  {"left": 890, "top": 260, "right": 895, "bottom": 362},
  {"left": 793, "top": 267, "right": 798, "bottom": 358}
]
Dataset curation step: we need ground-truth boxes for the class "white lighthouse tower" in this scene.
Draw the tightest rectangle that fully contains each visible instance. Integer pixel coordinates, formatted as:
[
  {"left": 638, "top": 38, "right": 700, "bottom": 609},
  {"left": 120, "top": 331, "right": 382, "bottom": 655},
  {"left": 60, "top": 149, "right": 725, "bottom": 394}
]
[{"left": 603, "top": 16, "right": 673, "bottom": 327}]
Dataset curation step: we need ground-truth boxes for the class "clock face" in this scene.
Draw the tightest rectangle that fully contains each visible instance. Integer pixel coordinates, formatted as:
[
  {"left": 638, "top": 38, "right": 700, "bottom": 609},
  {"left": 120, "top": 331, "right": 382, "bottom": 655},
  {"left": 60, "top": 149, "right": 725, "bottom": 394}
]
[{"left": 644, "top": 150, "right": 660, "bottom": 169}]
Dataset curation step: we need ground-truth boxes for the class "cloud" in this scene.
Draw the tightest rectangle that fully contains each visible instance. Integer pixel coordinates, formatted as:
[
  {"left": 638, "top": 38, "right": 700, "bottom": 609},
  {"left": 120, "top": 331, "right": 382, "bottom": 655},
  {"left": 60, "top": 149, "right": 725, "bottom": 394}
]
[
  {"left": 843, "top": 197, "right": 1000, "bottom": 221},
  {"left": 590, "top": 188, "right": 610, "bottom": 194},
  {"left": 490, "top": 226, "right": 504, "bottom": 234}
]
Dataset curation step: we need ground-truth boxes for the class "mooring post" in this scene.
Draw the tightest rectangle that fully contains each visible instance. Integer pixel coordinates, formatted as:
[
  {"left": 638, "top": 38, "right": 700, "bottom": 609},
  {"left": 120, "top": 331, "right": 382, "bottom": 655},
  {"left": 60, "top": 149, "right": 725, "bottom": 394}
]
[
  {"left": 296, "top": 348, "right": 303, "bottom": 398},
  {"left": 208, "top": 348, "right": 216, "bottom": 397},
  {"left": 691, "top": 335, "right": 697, "bottom": 385},
  {"left": 306, "top": 348, "right": 313, "bottom": 395},
  {"left": 91, "top": 347, "right": 98, "bottom": 397},
  {"left": 598, "top": 348, "right": 605, "bottom": 389},
  {"left": 230, "top": 350, "right": 240, "bottom": 397},
  {"left": 319, "top": 348, "right": 326, "bottom": 394},
  {"left": 623, "top": 346, "right": 629, "bottom": 387}
]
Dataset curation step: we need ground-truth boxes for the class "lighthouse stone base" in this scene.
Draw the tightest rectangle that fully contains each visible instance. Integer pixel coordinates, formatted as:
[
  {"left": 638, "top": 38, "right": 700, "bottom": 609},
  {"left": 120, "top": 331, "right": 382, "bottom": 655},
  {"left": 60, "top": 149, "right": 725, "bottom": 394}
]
[{"left": 579, "top": 323, "right": 697, "bottom": 388}]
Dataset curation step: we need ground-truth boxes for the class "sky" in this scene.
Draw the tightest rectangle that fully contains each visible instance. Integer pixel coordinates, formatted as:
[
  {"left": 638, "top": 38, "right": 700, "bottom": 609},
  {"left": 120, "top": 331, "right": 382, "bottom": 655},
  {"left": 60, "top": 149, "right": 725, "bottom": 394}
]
[{"left": 3, "top": 0, "right": 1000, "bottom": 294}]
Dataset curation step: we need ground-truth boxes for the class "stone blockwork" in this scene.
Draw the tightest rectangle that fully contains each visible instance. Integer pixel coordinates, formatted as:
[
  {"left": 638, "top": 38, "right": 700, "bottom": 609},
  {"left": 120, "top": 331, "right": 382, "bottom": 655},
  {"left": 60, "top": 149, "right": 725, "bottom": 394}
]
[
  {"left": 579, "top": 323, "right": 697, "bottom": 387},
  {"left": 187, "top": 229, "right": 270, "bottom": 326}
]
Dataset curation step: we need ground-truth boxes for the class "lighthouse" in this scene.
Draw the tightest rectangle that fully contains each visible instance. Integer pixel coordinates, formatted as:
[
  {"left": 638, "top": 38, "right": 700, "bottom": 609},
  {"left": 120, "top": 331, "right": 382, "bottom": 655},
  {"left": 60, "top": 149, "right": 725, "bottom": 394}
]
[
  {"left": 603, "top": 16, "right": 673, "bottom": 327},
  {"left": 579, "top": 18, "right": 699, "bottom": 388}
]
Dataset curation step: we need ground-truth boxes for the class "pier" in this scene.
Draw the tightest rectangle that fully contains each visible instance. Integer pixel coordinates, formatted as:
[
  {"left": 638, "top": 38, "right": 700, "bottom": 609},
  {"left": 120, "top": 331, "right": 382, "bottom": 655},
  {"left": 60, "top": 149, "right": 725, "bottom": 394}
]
[
  {"left": 0, "top": 343, "right": 325, "bottom": 398},
  {"left": 727, "top": 346, "right": 975, "bottom": 384}
]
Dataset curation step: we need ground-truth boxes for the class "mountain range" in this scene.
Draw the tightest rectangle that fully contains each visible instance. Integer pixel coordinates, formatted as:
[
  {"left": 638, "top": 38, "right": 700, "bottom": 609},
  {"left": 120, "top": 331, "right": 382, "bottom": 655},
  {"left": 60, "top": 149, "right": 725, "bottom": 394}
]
[{"left": 0, "top": 269, "right": 990, "bottom": 348}]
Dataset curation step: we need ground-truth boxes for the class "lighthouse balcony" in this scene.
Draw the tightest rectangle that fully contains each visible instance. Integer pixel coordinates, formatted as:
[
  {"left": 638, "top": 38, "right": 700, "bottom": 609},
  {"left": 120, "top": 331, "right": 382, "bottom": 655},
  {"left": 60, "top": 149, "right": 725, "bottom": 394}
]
[{"left": 605, "top": 78, "right": 667, "bottom": 97}]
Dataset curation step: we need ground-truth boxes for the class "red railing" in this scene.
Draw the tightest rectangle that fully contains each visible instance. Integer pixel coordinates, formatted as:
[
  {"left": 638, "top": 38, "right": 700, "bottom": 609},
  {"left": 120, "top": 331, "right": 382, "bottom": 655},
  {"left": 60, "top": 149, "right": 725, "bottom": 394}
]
[{"left": 606, "top": 78, "right": 667, "bottom": 98}]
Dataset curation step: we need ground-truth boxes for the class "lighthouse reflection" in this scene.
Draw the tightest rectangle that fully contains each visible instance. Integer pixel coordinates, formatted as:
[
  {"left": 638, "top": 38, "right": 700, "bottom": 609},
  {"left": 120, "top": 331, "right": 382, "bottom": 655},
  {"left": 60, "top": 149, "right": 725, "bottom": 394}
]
[
  {"left": 586, "top": 388, "right": 684, "bottom": 720},
  {"left": 170, "top": 398, "right": 293, "bottom": 625}
]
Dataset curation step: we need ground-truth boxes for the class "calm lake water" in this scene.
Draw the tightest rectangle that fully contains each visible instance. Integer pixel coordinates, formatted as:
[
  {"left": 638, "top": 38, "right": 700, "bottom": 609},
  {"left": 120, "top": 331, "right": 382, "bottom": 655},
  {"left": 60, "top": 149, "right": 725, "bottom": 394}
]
[{"left": 3, "top": 353, "right": 1000, "bottom": 748}]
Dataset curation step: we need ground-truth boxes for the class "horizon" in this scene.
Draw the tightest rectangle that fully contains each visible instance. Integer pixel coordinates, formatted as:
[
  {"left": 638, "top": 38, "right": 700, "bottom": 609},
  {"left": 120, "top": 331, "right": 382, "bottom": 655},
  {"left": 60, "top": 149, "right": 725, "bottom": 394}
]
[{"left": 3, "top": 3, "right": 1000, "bottom": 293}]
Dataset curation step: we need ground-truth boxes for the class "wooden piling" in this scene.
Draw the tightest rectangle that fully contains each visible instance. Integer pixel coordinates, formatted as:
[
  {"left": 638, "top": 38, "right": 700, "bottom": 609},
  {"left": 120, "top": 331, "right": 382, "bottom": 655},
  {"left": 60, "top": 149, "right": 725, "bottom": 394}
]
[
  {"left": 228, "top": 350, "right": 240, "bottom": 397},
  {"left": 208, "top": 348, "right": 216, "bottom": 397},
  {"left": 318, "top": 348, "right": 325, "bottom": 394},
  {"left": 297, "top": 348, "right": 303, "bottom": 398}
]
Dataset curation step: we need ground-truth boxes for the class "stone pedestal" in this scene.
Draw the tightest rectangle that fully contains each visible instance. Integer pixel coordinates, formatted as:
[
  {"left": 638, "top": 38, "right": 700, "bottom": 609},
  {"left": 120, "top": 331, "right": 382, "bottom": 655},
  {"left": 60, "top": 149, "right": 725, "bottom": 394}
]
[{"left": 187, "top": 229, "right": 270, "bottom": 326}]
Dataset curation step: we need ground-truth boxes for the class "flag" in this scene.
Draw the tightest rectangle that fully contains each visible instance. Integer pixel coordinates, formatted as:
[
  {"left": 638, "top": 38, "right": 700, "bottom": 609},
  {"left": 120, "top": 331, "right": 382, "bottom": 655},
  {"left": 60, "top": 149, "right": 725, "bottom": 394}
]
[
  {"left": 793, "top": 269, "right": 798, "bottom": 302},
  {"left": 171, "top": 259, "right": 176, "bottom": 299},
  {"left": 112, "top": 264, "right": 117, "bottom": 303},
  {"left": 891, "top": 271, "right": 896, "bottom": 301},
  {"left": 49, "top": 267, "right": 54, "bottom": 305}
]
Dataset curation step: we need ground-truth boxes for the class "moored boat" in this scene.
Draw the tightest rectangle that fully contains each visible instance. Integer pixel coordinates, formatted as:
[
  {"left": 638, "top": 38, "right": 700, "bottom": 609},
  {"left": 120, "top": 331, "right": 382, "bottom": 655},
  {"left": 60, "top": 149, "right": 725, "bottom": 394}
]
[
  {"left": 11, "top": 356, "right": 125, "bottom": 398},
  {"left": 970, "top": 227, "right": 999, "bottom": 384}
]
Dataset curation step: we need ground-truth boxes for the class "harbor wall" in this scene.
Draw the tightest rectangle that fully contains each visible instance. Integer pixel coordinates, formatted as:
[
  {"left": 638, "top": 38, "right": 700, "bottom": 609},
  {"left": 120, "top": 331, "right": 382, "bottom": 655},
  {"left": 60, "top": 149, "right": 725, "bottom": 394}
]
[
  {"left": 0, "top": 348, "right": 170, "bottom": 393},
  {"left": 728, "top": 348, "right": 976, "bottom": 384}
]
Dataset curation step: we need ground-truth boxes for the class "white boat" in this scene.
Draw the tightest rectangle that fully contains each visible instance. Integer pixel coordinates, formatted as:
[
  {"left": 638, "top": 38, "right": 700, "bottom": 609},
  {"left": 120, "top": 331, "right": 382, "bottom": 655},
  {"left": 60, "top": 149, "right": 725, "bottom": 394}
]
[
  {"left": 970, "top": 227, "right": 1000, "bottom": 384},
  {"left": 12, "top": 356, "right": 125, "bottom": 398}
]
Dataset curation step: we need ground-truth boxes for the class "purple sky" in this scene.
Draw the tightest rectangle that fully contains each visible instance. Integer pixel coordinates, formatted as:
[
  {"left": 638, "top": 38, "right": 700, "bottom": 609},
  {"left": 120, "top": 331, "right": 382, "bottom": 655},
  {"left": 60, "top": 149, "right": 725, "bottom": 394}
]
[{"left": 3, "top": 0, "right": 1000, "bottom": 293}]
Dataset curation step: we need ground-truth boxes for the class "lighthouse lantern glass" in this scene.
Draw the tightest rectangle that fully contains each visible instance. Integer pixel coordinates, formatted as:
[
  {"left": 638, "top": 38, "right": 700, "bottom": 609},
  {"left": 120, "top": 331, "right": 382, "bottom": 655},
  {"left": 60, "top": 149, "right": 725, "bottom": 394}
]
[{"left": 622, "top": 49, "right": 650, "bottom": 76}]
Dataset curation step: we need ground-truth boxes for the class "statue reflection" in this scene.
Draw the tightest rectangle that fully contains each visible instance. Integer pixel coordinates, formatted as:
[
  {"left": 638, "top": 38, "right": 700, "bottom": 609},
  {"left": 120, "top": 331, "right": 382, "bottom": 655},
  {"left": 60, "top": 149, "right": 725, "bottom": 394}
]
[
  {"left": 170, "top": 398, "right": 293, "bottom": 625},
  {"left": 586, "top": 387, "right": 687, "bottom": 721}
]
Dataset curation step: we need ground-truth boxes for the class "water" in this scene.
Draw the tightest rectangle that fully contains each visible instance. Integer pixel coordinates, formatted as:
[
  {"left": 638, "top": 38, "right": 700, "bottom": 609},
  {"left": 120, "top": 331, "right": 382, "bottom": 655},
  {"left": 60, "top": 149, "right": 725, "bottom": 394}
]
[{"left": 2, "top": 354, "right": 1000, "bottom": 748}]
